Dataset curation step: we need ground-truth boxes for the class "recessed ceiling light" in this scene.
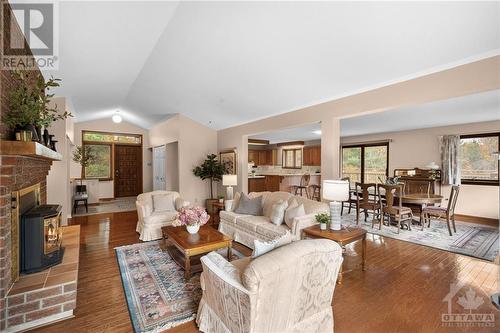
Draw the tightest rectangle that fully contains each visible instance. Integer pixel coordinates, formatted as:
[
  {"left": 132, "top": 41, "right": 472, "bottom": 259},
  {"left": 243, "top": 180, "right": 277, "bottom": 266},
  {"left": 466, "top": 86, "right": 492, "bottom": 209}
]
[
  {"left": 313, "top": 130, "right": 322, "bottom": 135},
  {"left": 112, "top": 111, "right": 122, "bottom": 123}
]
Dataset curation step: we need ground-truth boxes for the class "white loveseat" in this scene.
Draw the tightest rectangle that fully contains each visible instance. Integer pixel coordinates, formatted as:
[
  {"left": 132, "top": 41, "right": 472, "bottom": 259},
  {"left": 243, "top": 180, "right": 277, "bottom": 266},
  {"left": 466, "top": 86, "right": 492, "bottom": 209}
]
[
  {"left": 219, "top": 191, "right": 328, "bottom": 248},
  {"left": 136, "top": 191, "right": 189, "bottom": 241}
]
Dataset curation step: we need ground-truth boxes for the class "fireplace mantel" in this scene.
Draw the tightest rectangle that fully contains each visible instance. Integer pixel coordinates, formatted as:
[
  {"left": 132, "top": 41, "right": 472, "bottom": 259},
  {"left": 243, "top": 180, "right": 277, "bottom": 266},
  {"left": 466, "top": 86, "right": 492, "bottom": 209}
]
[{"left": 0, "top": 141, "right": 62, "bottom": 161}]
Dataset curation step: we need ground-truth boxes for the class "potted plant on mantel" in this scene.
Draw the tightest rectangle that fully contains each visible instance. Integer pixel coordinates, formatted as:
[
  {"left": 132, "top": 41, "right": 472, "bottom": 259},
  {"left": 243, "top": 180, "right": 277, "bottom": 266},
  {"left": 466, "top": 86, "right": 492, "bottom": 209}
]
[
  {"left": 193, "top": 154, "right": 227, "bottom": 210},
  {"left": 2, "top": 70, "right": 71, "bottom": 147}
]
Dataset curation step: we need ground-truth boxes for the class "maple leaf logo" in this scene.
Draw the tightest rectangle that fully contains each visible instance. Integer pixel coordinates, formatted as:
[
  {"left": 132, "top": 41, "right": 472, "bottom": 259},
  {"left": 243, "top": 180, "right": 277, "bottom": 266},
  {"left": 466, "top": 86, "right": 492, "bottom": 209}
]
[{"left": 457, "top": 288, "right": 484, "bottom": 312}]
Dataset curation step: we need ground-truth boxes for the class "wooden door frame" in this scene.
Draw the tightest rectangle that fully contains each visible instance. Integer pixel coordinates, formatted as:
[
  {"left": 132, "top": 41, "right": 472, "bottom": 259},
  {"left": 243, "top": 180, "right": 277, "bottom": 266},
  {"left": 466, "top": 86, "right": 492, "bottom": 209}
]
[{"left": 114, "top": 144, "right": 143, "bottom": 198}]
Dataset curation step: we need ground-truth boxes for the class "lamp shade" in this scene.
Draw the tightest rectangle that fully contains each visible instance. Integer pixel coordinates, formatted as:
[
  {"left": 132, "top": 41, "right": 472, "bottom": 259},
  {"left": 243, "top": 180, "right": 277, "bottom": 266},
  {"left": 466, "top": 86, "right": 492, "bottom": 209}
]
[
  {"left": 322, "top": 180, "right": 349, "bottom": 202},
  {"left": 223, "top": 175, "right": 237, "bottom": 186}
]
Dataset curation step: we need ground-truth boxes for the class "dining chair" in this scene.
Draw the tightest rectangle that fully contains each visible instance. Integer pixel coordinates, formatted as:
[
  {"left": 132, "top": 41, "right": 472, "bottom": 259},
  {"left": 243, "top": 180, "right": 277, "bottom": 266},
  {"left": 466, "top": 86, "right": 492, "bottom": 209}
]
[
  {"left": 340, "top": 177, "right": 357, "bottom": 215},
  {"left": 290, "top": 174, "right": 311, "bottom": 198},
  {"left": 355, "top": 182, "right": 380, "bottom": 225},
  {"left": 308, "top": 184, "right": 321, "bottom": 201},
  {"left": 403, "top": 180, "right": 431, "bottom": 195},
  {"left": 421, "top": 185, "right": 460, "bottom": 236},
  {"left": 377, "top": 184, "right": 413, "bottom": 233}
]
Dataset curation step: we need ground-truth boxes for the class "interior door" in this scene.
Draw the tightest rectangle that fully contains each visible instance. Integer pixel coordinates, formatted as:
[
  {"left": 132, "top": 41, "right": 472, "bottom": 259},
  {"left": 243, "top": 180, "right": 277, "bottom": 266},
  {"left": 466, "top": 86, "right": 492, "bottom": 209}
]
[
  {"left": 114, "top": 145, "right": 142, "bottom": 197},
  {"left": 153, "top": 145, "right": 166, "bottom": 191}
]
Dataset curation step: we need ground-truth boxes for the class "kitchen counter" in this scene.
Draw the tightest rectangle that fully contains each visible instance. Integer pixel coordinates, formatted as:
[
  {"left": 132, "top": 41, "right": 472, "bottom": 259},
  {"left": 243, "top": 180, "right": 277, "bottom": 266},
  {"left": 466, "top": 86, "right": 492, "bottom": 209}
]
[
  {"left": 248, "top": 175, "right": 266, "bottom": 178},
  {"left": 249, "top": 173, "right": 321, "bottom": 177}
]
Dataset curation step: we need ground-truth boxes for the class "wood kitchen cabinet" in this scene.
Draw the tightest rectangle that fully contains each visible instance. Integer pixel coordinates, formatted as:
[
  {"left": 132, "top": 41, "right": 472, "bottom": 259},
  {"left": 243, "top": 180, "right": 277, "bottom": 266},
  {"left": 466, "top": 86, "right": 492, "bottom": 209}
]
[
  {"left": 248, "top": 177, "right": 266, "bottom": 192},
  {"left": 248, "top": 149, "right": 275, "bottom": 166},
  {"left": 265, "top": 175, "right": 281, "bottom": 192},
  {"left": 303, "top": 146, "right": 321, "bottom": 166}
]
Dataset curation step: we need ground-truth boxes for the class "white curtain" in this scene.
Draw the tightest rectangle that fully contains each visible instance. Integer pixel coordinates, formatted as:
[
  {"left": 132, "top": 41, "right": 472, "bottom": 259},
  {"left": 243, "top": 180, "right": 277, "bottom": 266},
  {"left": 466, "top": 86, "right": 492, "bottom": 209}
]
[{"left": 440, "top": 135, "right": 461, "bottom": 185}]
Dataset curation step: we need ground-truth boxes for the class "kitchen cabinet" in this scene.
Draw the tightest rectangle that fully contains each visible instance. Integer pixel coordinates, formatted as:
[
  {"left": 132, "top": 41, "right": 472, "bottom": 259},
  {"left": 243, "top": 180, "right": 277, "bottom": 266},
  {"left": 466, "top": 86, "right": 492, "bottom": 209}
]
[
  {"left": 248, "top": 177, "right": 266, "bottom": 192},
  {"left": 303, "top": 146, "right": 321, "bottom": 166},
  {"left": 265, "top": 175, "right": 281, "bottom": 192},
  {"left": 248, "top": 149, "right": 276, "bottom": 166}
]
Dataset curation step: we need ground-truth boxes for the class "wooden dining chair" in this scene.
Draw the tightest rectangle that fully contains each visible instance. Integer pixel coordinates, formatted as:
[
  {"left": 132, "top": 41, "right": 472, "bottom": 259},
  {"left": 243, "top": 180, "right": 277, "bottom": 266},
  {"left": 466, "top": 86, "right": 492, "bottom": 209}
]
[
  {"left": 421, "top": 185, "right": 460, "bottom": 236},
  {"left": 377, "top": 184, "right": 413, "bottom": 233},
  {"left": 341, "top": 177, "right": 357, "bottom": 215},
  {"left": 290, "top": 174, "right": 310, "bottom": 198},
  {"left": 355, "top": 182, "right": 380, "bottom": 225}
]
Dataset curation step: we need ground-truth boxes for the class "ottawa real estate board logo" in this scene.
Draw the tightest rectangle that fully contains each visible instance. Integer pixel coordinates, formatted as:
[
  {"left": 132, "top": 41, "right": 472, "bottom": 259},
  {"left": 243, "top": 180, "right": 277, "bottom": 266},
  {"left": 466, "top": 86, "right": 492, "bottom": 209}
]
[
  {"left": 442, "top": 281, "right": 495, "bottom": 328},
  {"left": 1, "top": 0, "right": 59, "bottom": 70}
]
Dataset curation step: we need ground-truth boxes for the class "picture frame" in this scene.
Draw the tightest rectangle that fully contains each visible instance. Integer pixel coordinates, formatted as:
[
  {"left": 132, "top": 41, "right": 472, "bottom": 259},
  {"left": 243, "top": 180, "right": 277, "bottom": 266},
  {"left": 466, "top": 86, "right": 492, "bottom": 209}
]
[{"left": 219, "top": 150, "right": 237, "bottom": 175}]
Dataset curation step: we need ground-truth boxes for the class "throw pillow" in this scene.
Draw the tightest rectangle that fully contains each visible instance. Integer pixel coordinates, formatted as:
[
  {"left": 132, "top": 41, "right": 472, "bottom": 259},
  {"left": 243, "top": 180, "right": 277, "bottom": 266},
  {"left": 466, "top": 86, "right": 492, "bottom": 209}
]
[
  {"left": 152, "top": 193, "right": 176, "bottom": 212},
  {"left": 284, "top": 203, "right": 306, "bottom": 228},
  {"left": 234, "top": 193, "right": 263, "bottom": 215},
  {"left": 270, "top": 200, "right": 289, "bottom": 225},
  {"left": 252, "top": 234, "right": 291, "bottom": 258}
]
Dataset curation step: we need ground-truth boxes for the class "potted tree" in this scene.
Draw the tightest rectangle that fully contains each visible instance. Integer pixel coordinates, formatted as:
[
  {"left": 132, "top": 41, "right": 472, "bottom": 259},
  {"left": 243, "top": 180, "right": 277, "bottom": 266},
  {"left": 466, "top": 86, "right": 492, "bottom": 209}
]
[
  {"left": 72, "top": 145, "right": 96, "bottom": 186},
  {"left": 193, "top": 154, "right": 227, "bottom": 209}
]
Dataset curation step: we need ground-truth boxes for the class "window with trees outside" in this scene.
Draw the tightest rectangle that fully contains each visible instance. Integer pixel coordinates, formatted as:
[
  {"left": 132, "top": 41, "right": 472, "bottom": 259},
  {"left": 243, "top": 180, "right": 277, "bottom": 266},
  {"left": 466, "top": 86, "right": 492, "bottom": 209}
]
[
  {"left": 84, "top": 144, "right": 111, "bottom": 179},
  {"left": 342, "top": 143, "right": 389, "bottom": 185},
  {"left": 460, "top": 133, "right": 499, "bottom": 185}
]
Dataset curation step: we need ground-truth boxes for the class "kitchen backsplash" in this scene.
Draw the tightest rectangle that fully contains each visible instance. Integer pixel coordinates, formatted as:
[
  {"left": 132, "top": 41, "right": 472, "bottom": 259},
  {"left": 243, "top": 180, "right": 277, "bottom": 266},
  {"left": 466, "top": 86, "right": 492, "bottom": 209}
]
[{"left": 248, "top": 164, "right": 320, "bottom": 174}]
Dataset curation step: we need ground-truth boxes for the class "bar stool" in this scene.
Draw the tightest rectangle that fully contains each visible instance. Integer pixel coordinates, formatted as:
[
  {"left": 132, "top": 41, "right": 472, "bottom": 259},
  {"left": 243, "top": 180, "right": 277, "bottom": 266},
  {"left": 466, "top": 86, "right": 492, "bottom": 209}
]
[
  {"left": 290, "top": 174, "right": 310, "bottom": 198},
  {"left": 308, "top": 184, "right": 321, "bottom": 201}
]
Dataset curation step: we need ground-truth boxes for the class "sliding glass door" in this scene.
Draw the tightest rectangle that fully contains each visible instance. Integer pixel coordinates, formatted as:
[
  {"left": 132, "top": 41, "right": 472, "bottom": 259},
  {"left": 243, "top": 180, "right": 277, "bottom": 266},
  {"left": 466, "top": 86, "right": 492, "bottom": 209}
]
[{"left": 342, "top": 143, "right": 389, "bottom": 184}]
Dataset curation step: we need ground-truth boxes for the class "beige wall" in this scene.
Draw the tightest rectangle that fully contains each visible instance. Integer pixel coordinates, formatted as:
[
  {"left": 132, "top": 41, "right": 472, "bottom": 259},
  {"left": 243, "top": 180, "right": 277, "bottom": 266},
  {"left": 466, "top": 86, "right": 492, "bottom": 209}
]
[
  {"left": 342, "top": 121, "right": 500, "bottom": 219},
  {"left": 217, "top": 56, "right": 500, "bottom": 195},
  {"left": 71, "top": 118, "right": 153, "bottom": 198},
  {"left": 149, "top": 114, "right": 218, "bottom": 206}
]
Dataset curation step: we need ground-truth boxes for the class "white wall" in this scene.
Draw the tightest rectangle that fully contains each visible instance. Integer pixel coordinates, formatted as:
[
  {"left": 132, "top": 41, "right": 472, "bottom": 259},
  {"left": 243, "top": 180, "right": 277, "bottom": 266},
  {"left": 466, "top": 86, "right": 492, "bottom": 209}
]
[
  {"left": 46, "top": 97, "right": 73, "bottom": 223},
  {"left": 70, "top": 118, "right": 152, "bottom": 198},
  {"left": 149, "top": 114, "right": 218, "bottom": 206},
  {"left": 341, "top": 120, "right": 500, "bottom": 219}
]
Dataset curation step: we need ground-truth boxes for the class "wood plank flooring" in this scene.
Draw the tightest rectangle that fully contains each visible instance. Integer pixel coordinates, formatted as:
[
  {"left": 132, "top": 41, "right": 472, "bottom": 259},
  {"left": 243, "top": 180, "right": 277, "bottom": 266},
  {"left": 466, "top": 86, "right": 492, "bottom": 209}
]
[{"left": 32, "top": 211, "right": 499, "bottom": 333}]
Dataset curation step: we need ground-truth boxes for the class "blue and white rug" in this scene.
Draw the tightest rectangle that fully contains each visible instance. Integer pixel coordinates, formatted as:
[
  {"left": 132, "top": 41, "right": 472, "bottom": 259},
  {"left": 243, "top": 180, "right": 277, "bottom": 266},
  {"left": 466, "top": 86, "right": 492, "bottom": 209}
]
[
  {"left": 116, "top": 240, "right": 242, "bottom": 333},
  {"left": 341, "top": 212, "right": 499, "bottom": 261}
]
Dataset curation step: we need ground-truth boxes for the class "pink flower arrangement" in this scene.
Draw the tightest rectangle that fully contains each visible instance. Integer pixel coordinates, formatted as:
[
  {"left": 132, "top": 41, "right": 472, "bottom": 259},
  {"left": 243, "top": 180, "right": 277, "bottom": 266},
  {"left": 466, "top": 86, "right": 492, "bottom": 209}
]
[{"left": 172, "top": 206, "right": 210, "bottom": 227}]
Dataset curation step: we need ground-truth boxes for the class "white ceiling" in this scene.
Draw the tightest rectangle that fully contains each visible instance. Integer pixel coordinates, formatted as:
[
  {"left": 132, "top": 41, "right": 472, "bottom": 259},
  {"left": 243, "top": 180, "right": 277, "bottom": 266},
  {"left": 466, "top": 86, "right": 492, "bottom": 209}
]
[
  {"left": 249, "top": 90, "right": 500, "bottom": 142},
  {"left": 44, "top": 1, "right": 500, "bottom": 130}
]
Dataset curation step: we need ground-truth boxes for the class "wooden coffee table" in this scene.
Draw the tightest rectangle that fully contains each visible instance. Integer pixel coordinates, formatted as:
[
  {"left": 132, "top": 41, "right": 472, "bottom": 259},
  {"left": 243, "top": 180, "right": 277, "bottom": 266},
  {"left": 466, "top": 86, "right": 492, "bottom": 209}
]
[
  {"left": 302, "top": 225, "right": 367, "bottom": 284},
  {"left": 161, "top": 225, "right": 232, "bottom": 279}
]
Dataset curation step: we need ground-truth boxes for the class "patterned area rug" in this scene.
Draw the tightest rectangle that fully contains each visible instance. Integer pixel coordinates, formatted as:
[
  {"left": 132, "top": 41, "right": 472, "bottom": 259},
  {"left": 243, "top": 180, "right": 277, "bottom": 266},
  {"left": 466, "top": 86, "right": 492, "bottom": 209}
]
[
  {"left": 341, "top": 211, "right": 499, "bottom": 261},
  {"left": 115, "top": 240, "right": 241, "bottom": 333},
  {"left": 74, "top": 196, "right": 136, "bottom": 216}
]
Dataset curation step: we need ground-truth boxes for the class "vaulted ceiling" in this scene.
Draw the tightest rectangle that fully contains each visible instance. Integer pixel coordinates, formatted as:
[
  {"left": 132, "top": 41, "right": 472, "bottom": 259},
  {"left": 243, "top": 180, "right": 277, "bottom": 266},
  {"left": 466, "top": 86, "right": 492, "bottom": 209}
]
[{"left": 44, "top": 1, "right": 500, "bottom": 130}]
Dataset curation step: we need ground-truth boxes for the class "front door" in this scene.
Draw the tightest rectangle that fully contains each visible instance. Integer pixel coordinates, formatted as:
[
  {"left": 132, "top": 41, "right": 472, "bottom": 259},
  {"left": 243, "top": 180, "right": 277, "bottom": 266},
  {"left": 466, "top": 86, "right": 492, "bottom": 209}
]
[{"left": 114, "top": 145, "right": 142, "bottom": 197}]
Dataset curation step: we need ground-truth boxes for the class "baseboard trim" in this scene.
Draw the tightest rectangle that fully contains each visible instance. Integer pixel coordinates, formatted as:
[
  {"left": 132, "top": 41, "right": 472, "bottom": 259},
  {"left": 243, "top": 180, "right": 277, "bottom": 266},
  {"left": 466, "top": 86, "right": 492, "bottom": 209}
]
[
  {"left": 454, "top": 214, "right": 499, "bottom": 227},
  {"left": 100, "top": 197, "right": 115, "bottom": 201}
]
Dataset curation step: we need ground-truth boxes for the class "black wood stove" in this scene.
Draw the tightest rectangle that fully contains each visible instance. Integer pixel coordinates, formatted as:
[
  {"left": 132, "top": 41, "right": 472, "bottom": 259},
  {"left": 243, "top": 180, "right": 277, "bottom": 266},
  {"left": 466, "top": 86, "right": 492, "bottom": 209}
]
[{"left": 21, "top": 204, "right": 64, "bottom": 274}]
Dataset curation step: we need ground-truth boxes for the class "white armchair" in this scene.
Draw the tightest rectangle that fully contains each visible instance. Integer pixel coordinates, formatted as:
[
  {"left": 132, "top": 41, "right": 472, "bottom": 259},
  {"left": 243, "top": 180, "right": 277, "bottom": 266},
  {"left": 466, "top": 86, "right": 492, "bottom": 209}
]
[
  {"left": 196, "top": 239, "right": 343, "bottom": 333},
  {"left": 136, "top": 191, "right": 189, "bottom": 241}
]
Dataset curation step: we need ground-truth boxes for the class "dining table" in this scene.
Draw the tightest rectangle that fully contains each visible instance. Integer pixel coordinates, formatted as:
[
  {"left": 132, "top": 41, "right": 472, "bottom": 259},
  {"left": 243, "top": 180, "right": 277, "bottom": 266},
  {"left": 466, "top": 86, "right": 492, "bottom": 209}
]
[{"left": 395, "top": 192, "right": 444, "bottom": 224}]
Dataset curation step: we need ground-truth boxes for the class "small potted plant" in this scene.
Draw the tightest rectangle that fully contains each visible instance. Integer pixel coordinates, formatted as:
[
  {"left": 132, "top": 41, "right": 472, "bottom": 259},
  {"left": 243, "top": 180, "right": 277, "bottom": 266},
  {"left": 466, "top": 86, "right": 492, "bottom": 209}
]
[
  {"left": 218, "top": 195, "right": 225, "bottom": 203},
  {"left": 172, "top": 206, "right": 210, "bottom": 234},
  {"left": 315, "top": 213, "right": 330, "bottom": 231}
]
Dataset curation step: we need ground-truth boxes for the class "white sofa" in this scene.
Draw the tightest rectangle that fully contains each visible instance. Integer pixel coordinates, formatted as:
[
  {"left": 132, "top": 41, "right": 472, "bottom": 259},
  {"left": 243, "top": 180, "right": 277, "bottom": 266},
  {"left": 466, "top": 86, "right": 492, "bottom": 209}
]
[
  {"left": 219, "top": 191, "right": 328, "bottom": 248},
  {"left": 136, "top": 191, "right": 189, "bottom": 241},
  {"left": 196, "top": 239, "right": 343, "bottom": 333}
]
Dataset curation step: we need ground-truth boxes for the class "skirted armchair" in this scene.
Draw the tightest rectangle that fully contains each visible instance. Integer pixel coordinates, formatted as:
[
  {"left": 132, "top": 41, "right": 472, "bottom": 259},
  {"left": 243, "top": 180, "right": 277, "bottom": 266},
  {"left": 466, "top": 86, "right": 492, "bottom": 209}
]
[
  {"left": 136, "top": 191, "right": 189, "bottom": 241},
  {"left": 196, "top": 239, "right": 343, "bottom": 333}
]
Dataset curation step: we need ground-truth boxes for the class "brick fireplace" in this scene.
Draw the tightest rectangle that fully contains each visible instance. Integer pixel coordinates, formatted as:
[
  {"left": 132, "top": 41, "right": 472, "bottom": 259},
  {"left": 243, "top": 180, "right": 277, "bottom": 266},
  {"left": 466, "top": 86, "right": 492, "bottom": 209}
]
[{"left": 0, "top": 146, "right": 80, "bottom": 332}]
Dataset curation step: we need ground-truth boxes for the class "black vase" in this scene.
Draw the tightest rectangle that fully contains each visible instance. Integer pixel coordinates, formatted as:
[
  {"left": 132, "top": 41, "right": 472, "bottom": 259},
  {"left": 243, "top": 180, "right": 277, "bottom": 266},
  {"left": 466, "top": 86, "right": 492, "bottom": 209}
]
[
  {"left": 43, "top": 129, "right": 50, "bottom": 146},
  {"left": 50, "top": 140, "right": 58, "bottom": 152},
  {"left": 35, "top": 126, "right": 42, "bottom": 143}
]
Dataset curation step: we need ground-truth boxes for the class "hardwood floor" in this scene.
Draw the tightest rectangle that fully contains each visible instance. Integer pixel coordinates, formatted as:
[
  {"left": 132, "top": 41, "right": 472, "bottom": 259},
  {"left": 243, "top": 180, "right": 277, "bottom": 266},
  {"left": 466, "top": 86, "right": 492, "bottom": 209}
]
[{"left": 33, "top": 211, "right": 499, "bottom": 333}]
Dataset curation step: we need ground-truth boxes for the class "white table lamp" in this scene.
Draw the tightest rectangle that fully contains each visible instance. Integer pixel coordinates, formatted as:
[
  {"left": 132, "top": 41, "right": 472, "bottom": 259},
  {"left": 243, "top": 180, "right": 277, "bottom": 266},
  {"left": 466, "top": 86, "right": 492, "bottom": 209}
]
[
  {"left": 222, "top": 175, "right": 237, "bottom": 200},
  {"left": 322, "top": 180, "right": 350, "bottom": 231}
]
